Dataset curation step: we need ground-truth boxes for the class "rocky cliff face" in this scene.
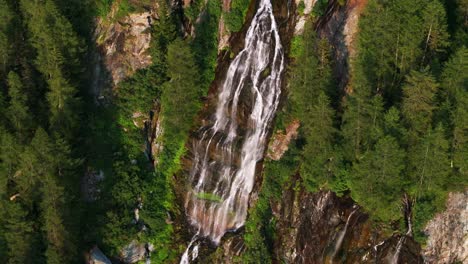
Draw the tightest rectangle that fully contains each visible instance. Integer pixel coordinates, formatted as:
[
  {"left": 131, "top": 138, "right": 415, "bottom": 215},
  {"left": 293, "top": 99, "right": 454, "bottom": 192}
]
[
  {"left": 267, "top": 120, "right": 300, "bottom": 160},
  {"left": 189, "top": 1, "right": 466, "bottom": 263},
  {"left": 273, "top": 184, "right": 423, "bottom": 264},
  {"left": 94, "top": 4, "right": 155, "bottom": 86},
  {"left": 317, "top": 0, "right": 367, "bottom": 91},
  {"left": 423, "top": 191, "right": 468, "bottom": 263}
]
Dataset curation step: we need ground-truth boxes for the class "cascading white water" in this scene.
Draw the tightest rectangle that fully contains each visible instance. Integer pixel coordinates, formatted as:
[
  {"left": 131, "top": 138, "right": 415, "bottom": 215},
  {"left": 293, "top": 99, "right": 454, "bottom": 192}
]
[
  {"left": 391, "top": 236, "right": 406, "bottom": 264},
  {"left": 181, "top": 0, "right": 284, "bottom": 260},
  {"left": 330, "top": 207, "right": 358, "bottom": 262}
]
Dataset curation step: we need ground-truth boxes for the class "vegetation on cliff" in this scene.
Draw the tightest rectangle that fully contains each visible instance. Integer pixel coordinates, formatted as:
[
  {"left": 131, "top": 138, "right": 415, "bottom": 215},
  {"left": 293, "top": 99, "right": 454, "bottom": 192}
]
[
  {"left": 0, "top": 0, "right": 466, "bottom": 263},
  {"left": 242, "top": 0, "right": 467, "bottom": 260}
]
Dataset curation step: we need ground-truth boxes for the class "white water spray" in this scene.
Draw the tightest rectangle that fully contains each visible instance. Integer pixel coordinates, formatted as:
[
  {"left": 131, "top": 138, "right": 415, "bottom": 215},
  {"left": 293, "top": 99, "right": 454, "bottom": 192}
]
[
  {"left": 180, "top": 234, "right": 199, "bottom": 264},
  {"left": 330, "top": 208, "right": 358, "bottom": 262},
  {"left": 181, "top": 0, "right": 284, "bottom": 261}
]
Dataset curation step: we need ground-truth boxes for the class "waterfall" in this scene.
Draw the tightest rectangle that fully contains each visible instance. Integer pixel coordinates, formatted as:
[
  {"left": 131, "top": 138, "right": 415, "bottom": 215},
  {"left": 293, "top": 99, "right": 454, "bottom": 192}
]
[
  {"left": 330, "top": 208, "right": 358, "bottom": 262},
  {"left": 180, "top": 234, "right": 199, "bottom": 264},
  {"left": 183, "top": 0, "right": 284, "bottom": 253},
  {"left": 391, "top": 236, "right": 406, "bottom": 264}
]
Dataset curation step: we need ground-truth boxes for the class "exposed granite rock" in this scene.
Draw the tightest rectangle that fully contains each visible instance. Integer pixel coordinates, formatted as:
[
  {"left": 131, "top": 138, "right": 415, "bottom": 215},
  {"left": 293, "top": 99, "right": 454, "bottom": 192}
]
[
  {"left": 120, "top": 240, "right": 146, "bottom": 263},
  {"left": 143, "top": 103, "right": 163, "bottom": 166},
  {"left": 81, "top": 169, "right": 104, "bottom": 202},
  {"left": 94, "top": 5, "right": 154, "bottom": 85},
  {"left": 294, "top": 0, "right": 317, "bottom": 35},
  {"left": 267, "top": 119, "right": 300, "bottom": 160},
  {"left": 317, "top": 0, "right": 368, "bottom": 92},
  {"left": 132, "top": 111, "right": 147, "bottom": 128},
  {"left": 342, "top": 0, "right": 367, "bottom": 60},
  {"left": 423, "top": 191, "right": 468, "bottom": 264},
  {"left": 218, "top": 0, "right": 232, "bottom": 52},
  {"left": 87, "top": 246, "right": 112, "bottom": 264}
]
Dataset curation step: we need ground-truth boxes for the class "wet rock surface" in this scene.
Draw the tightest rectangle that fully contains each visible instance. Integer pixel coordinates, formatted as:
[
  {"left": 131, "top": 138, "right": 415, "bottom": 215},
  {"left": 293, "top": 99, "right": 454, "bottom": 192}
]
[
  {"left": 273, "top": 186, "right": 423, "bottom": 264},
  {"left": 423, "top": 190, "right": 468, "bottom": 264},
  {"left": 87, "top": 246, "right": 112, "bottom": 264}
]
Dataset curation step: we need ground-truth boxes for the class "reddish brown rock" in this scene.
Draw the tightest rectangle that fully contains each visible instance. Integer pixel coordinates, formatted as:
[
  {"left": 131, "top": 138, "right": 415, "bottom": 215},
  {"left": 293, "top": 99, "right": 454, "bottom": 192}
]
[{"left": 267, "top": 120, "right": 300, "bottom": 160}]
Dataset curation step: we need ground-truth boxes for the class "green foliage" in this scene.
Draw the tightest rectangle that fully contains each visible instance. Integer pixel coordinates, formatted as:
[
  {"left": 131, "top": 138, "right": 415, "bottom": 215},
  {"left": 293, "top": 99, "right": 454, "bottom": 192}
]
[
  {"left": 96, "top": 0, "right": 113, "bottom": 17},
  {"left": 195, "top": 192, "right": 223, "bottom": 203},
  {"left": 286, "top": 21, "right": 343, "bottom": 192},
  {"left": 439, "top": 47, "right": 468, "bottom": 179},
  {"left": 242, "top": 144, "right": 300, "bottom": 263},
  {"left": 300, "top": 92, "right": 338, "bottom": 192},
  {"left": 0, "top": 0, "right": 465, "bottom": 261},
  {"left": 356, "top": 0, "right": 449, "bottom": 103},
  {"left": 297, "top": 1, "right": 306, "bottom": 15},
  {"left": 448, "top": 0, "right": 468, "bottom": 49},
  {"left": 161, "top": 39, "right": 201, "bottom": 140},
  {"left": 95, "top": 0, "right": 140, "bottom": 19},
  {"left": 408, "top": 125, "right": 451, "bottom": 197},
  {"left": 6, "top": 72, "right": 32, "bottom": 139},
  {"left": 20, "top": 0, "right": 85, "bottom": 136},
  {"left": 339, "top": 0, "right": 457, "bottom": 234},
  {"left": 402, "top": 70, "right": 438, "bottom": 140},
  {"left": 312, "top": 0, "right": 329, "bottom": 17},
  {"left": 350, "top": 135, "right": 406, "bottom": 222},
  {"left": 0, "top": 0, "right": 14, "bottom": 73},
  {"left": 224, "top": 0, "right": 250, "bottom": 32},
  {"left": 191, "top": 0, "right": 222, "bottom": 88}
]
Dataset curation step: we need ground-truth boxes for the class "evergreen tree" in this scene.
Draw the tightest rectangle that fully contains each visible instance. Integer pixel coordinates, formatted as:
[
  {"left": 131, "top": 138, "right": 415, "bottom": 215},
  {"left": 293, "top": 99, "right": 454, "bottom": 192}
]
[
  {"left": 350, "top": 135, "right": 406, "bottom": 221},
  {"left": 301, "top": 92, "right": 336, "bottom": 191},
  {"left": 0, "top": 0, "right": 14, "bottom": 74},
  {"left": 420, "top": 0, "right": 449, "bottom": 65},
  {"left": 341, "top": 82, "right": 384, "bottom": 162},
  {"left": 439, "top": 47, "right": 468, "bottom": 179},
  {"left": 3, "top": 202, "right": 35, "bottom": 264},
  {"left": 20, "top": 0, "right": 83, "bottom": 135},
  {"left": 161, "top": 38, "right": 200, "bottom": 139},
  {"left": 151, "top": 0, "right": 177, "bottom": 71},
  {"left": 402, "top": 70, "right": 438, "bottom": 142},
  {"left": 409, "top": 124, "right": 450, "bottom": 197},
  {"left": 408, "top": 124, "right": 451, "bottom": 239},
  {"left": 6, "top": 72, "right": 32, "bottom": 139}
]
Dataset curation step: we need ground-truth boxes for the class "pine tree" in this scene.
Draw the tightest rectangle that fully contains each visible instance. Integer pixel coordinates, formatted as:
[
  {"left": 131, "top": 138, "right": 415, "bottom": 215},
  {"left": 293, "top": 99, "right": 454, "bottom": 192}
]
[
  {"left": 341, "top": 81, "right": 384, "bottom": 162},
  {"left": 409, "top": 124, "right": 450, "bottom": 198},
  {"left": 6, "top": 72, "right": 32, "bottom": 139},
  {"left": 3, "top": 202, "right": 35, "bottom": 264},
  {"left": 161, "top": 38, "right": 200, "bottom": 138},
  {"left": 402, "top": 70, "right": 438, "bottom": 142},
  {"left": 350, "top": 135, "right": 406, "bottom": 221},
  {"left": 151, "top": 0, "right": 177, "bottom": 72},
  {"left": 20, "top": 0, "right": 83, "bottom": 135},
  {"left": 0, "top": 0, "right": 13, "bottom": 74},
  {"left": 420, "top": 0, "right": 449, "bottom": 65},
  {"left": 15, "top": 128, "right": 74, "bottom": 263},
  {"left": 439, "top": 47, "right": 468, "bottom": 179},
  {"left": 301, "top": 92, "right": 336, "bottom": 191}
]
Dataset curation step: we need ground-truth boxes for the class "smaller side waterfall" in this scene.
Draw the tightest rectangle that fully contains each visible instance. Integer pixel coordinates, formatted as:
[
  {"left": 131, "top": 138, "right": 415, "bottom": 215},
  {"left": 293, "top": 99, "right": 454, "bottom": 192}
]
[
  {"left": 180, "top": 234, "right": 199, "bottom": 264},
  {"left": 391, "top": 236, "right": 406, "bottom": 264},
  {"left": 330, "top": 207, "right": 358, "bottom": 262}
]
